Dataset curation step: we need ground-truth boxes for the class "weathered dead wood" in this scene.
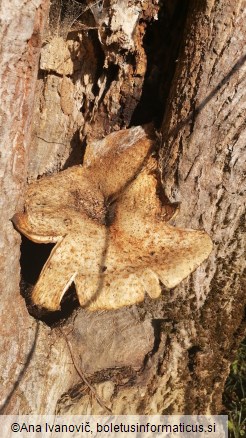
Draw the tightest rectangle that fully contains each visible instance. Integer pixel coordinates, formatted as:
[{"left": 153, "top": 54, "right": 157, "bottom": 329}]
[
  {"left": 28, "top": 0, "right": 159, "bottom": 178},
  {"left": 0, "top": 0, "right": 78, "bottom": 415},
  {"left": 1, "top": 0, "right": 245, "bottom": 416}
]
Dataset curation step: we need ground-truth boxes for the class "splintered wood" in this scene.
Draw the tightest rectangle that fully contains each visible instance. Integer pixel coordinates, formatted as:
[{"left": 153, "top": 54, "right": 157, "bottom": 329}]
[{"left": 13, "top": 125, "right": 212, "bottom": 311}]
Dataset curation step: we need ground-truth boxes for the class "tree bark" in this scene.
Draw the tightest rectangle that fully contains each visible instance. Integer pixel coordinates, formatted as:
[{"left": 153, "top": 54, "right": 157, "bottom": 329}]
[
  {"left": 158, "top": 0, "right": 246, "bottom": 414},
  {"left": 0, "top": 0, "right": 245, "bottom": 415},
  {"left": 0, "top": 0, "right": 77, "bottom": 415}
]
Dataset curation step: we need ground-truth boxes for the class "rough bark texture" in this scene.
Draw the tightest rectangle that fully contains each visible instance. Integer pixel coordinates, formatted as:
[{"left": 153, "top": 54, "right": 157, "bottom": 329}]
[
  {"left": 0, "top": 0, "right": 77, "bottom": 415},
  {"left": 159, "top": 0, "right": 246, "bottom": 413},
  {"left": 0, "top": 0, "right": 245, "bottom": 416},
  {"left": 28, "top": 0, "right": 159, "bottom": 178}
]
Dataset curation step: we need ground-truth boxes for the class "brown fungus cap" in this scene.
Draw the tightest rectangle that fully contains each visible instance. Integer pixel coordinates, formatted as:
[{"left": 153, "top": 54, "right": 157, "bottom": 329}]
[{"left": 12, "top": 125, "right": 212, "bottom": 311}]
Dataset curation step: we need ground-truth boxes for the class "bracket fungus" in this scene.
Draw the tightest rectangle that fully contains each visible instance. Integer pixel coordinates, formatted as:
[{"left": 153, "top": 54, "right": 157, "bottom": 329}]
[{"left": 13, "top": 125, "right": 213, "bottom": 311}]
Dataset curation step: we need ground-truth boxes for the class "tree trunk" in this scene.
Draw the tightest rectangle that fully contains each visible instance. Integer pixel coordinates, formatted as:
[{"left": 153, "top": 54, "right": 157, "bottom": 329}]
[
  {"left": 0, "top": 0, "right": 245, "bottom": 415},
  {"left": 0, "top": 0, "right": 77, "bottom": 415}
]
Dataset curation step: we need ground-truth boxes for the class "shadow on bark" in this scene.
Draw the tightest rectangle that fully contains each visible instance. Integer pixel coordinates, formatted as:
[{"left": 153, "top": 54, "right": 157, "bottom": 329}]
[
  {"left": 0, "top": 323, "right": 40, "bottom": 414},
  {"left": 163, "top": 53, "right": 246, "bottom": 142}
]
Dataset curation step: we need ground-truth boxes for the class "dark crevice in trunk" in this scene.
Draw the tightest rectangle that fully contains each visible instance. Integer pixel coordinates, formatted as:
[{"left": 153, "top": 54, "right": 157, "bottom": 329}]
[
  {"left": 20, "top": 237, "right": 54, "bottom": 286},
  {"left": 20, "top": 237, "right": 80, "bottom": 326},
  {"left": 62, "top": 130, "right": 86, "bottom": 169},
  {"left": 130, "top": 0, "right": 189, "bottom": 128}
]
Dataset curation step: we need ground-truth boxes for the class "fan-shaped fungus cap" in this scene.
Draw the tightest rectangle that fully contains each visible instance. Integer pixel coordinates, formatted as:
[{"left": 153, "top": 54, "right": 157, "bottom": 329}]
[{"left": 12, "top": 125, "right": 212, "bottom": 311}]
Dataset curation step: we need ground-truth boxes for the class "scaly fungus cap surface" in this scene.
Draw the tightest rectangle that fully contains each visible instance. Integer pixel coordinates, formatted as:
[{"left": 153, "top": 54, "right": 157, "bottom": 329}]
[{"left": 13, "top": 125, "right": 213, "bottom": 311}]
